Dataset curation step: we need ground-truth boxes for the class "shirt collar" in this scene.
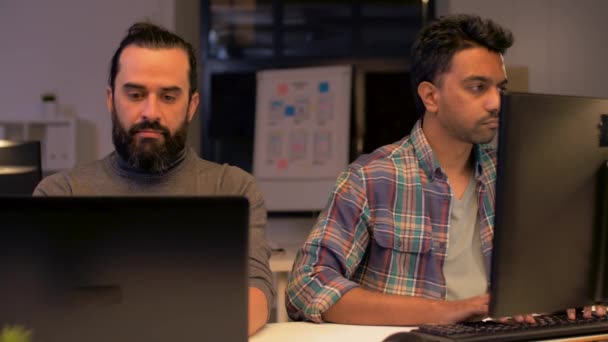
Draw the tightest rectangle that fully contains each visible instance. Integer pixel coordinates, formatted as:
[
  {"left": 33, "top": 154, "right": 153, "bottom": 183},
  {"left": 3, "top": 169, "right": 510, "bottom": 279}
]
[
  {"left": 410, "top": 119, "right": 442, "bottom": 181},
  {"left": 473, "top": 142, "right": 497, "bottom": 184}
]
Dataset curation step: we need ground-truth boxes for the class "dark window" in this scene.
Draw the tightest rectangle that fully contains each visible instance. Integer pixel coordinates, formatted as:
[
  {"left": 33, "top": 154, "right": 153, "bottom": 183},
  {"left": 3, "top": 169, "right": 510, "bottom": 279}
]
[{"left": 200, "top": 0, "right": 435, "bottom": 171}]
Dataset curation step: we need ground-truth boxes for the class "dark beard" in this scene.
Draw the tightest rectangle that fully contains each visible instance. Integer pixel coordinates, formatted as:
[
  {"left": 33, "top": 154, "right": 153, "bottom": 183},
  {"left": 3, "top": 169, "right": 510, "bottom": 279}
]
[{"left": 111, "top": 108, "right": 189, "bottom": 173}]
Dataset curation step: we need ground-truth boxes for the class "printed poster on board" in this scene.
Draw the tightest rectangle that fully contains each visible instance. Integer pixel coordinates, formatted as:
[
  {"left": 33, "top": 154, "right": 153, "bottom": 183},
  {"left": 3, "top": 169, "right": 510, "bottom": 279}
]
[{"left": 253, "top": 65, "right": 352, "bottom": 181}]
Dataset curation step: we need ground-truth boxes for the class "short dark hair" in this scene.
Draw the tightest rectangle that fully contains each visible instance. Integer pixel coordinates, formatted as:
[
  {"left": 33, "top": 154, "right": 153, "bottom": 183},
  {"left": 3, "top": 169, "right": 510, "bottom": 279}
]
[
  {"left": 109, "top": 22, "right": 198, "bottom": 96},
  {"left": 410, "top": 14, "right": 514, "bottom": 116}
]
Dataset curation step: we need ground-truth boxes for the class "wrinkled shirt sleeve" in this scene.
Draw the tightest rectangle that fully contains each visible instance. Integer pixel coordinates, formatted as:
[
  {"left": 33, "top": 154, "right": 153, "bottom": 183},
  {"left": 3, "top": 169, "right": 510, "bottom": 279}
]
[{"left": 286, "top": 169, "right": 370, "bottom": 322}]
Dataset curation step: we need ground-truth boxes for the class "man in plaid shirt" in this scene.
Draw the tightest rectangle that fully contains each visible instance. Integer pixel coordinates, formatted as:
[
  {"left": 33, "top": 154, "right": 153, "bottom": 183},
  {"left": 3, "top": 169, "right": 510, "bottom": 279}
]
[{"left": 286, "top": 14, "right": 513, "bottom": 325}]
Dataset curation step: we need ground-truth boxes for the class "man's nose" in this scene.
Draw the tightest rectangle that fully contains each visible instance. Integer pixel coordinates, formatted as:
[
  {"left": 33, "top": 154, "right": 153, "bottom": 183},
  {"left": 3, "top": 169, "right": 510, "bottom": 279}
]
[
  {"left": 142, "top": 95, "right": 160, "bottom": 121},
  {"left": 486, "top": 87, "right": 502, "bottom": 115}
]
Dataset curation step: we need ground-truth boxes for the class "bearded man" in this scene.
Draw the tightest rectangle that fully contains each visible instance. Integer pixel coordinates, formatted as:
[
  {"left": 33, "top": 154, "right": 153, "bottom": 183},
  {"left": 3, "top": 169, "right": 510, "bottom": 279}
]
[{"left": 34, "top": 22, "right": 273, "bottom": 337}]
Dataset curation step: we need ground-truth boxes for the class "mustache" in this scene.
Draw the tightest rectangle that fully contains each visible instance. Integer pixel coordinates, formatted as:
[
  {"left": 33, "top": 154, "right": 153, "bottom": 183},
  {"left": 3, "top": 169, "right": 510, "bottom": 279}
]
[
  {"left": 479, "top": 110, "right": 499, "bottom": 124},
  {"left": 128, "top": 120, "right": 171, "bottom": 137}
]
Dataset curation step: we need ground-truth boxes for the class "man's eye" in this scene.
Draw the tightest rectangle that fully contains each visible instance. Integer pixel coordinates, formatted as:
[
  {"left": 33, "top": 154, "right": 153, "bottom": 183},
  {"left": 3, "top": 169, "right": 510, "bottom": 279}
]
[
  {"left": 470, "top": 84, "right": 486, "bottom": 93},
  {"left": 499, "top": 86, "right": 508, "bottom": 94},
  {"left": 162, "top": 94, "right": 177, "bottom": 102},
  {"left": 127, "top": 92, "right": 144, "bottom": 100}
]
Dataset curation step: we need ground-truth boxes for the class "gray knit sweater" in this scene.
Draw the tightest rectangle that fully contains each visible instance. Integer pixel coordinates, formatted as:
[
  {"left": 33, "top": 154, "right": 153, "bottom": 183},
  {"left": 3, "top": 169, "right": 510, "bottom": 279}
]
[{"left": 34, "top": 148, "right": 274, "bottom": 311}]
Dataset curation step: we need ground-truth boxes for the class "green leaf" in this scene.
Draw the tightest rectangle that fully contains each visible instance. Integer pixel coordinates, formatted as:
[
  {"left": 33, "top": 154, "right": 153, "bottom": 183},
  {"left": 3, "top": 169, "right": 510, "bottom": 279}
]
[{"left": 0, "top": 325, "right": 33, "bottom": 342}]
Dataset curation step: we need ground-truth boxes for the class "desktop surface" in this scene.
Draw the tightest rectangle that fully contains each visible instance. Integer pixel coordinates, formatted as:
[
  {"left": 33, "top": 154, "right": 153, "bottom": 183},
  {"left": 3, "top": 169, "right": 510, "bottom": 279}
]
[
  {"left": 250, "top": 322, "right": 608, "bottom": 342},
  {"left": 250, "top": 322, "right": 414, "bottom": 342},
  {"left": 0, "top": 196, "right": 249, "bottom": 342}
]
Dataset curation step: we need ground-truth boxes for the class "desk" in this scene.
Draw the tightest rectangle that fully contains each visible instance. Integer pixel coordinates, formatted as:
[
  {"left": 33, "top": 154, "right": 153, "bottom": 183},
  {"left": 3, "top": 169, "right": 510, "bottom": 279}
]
[
  {"left": 251, "top": 322, "right": 608, "bottom": 342},
  {"left": 250, "top": 322, "right": 412, "bottom": 342}
]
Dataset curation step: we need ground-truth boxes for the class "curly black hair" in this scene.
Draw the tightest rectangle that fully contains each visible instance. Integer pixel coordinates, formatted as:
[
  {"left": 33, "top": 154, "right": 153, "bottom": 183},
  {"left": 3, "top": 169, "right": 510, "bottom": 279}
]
[{"left": 410, "top": 14, "right": 514, "bottom": 116}]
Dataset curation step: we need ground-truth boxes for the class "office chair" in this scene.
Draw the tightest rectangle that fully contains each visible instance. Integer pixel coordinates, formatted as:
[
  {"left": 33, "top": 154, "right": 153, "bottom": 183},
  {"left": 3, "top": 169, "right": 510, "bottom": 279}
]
[{"left": 0, "top": 140, "right": 42, "bottom": 195}]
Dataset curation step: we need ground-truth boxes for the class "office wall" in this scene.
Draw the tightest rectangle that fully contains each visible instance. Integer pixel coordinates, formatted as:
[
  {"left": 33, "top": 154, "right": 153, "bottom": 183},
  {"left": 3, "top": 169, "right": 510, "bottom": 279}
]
[
  {"left": 438, "top": 0, "right": 608, "bottom": 98},
  {"left": 0, "top": 0, "right": 176, "bottom": 163},
  {"left": 3, "top": 1, "right": 608, "bottom": 162}
]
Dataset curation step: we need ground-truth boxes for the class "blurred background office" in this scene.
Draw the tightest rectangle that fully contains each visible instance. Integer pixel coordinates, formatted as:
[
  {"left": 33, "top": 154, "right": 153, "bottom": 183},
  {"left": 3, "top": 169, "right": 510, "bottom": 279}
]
[
  {"left": 2, "top": 0, "right": 608, "bottom": 170},
  {"left": 2, "top": 0, "right": 608, "bottom": 321}
]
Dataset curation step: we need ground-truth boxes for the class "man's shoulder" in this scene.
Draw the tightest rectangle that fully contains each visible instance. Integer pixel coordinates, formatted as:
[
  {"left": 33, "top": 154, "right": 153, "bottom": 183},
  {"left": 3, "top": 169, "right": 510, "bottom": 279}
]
[
  {"left": 192, "top": 156, "right": 254, "bottom": 182},
  {"left": 33, "top": 157, "right": 109, "bottom": 196},
  {"left": 189, "top": 155, "right": 257, "bottom": 195},
  {"left": 349, "top": 136, "right": 416, "bottom": 173}
]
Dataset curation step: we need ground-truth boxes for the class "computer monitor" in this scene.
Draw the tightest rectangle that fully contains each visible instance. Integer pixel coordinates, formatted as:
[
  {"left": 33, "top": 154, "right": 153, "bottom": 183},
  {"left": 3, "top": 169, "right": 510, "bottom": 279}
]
[
  {"left": 490, "top": 92, "right": 608, "bottom": 318},
  {"left": 0, "top": 196, "right": 249, "bottom": 342},
  {"left": 0, "top": 140, "right": 42, "bottom": 195}
]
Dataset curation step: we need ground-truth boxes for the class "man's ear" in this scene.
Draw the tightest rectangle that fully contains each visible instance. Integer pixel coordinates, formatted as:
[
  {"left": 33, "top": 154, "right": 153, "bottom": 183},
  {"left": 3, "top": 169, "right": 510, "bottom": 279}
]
[
  {"left": 106, "top": 87, "right": 113, "bottom": 113},
  {"left": 417, "top": 81, "right": 439, "bottom": 114},
  {"left": 187, "top": 92, "right": 200, "bottom": 122}
]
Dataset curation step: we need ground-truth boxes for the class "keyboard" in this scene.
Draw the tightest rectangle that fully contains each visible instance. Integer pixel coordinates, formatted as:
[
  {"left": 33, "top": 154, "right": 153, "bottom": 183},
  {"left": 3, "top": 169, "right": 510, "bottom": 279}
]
[{"left": 398, "top": 313, "right": 608, "bottom": 341}]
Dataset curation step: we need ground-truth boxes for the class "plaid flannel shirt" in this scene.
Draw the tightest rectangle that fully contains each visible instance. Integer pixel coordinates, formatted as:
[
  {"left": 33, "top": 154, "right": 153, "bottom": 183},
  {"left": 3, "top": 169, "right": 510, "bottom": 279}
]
[{"left": 286, "top": 119, "right": 497, "bottom": 322}]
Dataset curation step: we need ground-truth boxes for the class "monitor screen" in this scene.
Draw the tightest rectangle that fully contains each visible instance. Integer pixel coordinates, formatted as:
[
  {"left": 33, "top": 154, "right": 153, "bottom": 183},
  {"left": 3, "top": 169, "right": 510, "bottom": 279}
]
[
  {"left": 0, "top": 196, "right": 249, "bottom": 342},
  {"left": 490, "top": 92, "right": 608, "bottom": 317}
]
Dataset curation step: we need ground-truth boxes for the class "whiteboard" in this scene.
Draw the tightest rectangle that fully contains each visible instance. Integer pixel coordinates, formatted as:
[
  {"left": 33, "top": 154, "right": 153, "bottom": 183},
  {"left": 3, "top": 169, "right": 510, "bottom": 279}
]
[{"left": 253, "top": 65, "right": 352, "bottom": 211}]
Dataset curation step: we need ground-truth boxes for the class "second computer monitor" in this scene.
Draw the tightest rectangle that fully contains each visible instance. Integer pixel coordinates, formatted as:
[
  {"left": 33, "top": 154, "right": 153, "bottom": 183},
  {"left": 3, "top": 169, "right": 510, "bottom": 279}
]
[{"left": 490, "top": 92, "right": 608, "bottom": 317}]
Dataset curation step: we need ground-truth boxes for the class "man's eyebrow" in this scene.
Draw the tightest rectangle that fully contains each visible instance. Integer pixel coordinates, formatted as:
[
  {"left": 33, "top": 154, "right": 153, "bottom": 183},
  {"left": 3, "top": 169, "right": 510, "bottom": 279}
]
[
  {"left": 462, "top": 75, "right": 492, "bottom": 83},
  {"left": 121, "top": 84, "right": 183, "bottom": 92},
  {"left": 462, "top": 76, "right": 509, "bottom": 86},
  {"left": 160, "top": 86, "right": 182, "bottom": 92},
  {"left": 122, "top": 83, "right": 146, "bottom": 91}
]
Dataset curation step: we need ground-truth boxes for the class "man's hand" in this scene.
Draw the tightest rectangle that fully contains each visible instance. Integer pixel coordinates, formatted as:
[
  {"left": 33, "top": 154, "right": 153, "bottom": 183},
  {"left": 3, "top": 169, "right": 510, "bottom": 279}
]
[
  {"left": 442, "top": 293, "right": 490, "bottom": 324},
  {"left": 497, "top": 314, "right": 537, "bottom": 324},
  {"left": 497, "top": 304, "right": 608, "bottom": 324},
  {"left": 567, "top": 305, "right": 607, "bottom": 320}
]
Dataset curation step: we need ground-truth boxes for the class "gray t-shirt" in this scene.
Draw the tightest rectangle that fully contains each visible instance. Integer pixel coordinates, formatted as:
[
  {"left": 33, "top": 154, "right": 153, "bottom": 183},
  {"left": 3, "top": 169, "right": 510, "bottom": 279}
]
[
  {"left": 34, "top": 148, "right": 274, "bottom": 312},
  {"left": 443, "top": 177, "right": 488, "bottom": 301}
]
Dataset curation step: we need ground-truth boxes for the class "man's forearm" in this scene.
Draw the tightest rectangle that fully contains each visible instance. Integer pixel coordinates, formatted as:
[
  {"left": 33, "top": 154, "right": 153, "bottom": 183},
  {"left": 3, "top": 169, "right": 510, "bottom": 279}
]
[
  {"left": 248, "top": 287, "right": 268, "bottom": 336},
  {"left": 322, "top": 288, "right": 488, "bottom": 326}
]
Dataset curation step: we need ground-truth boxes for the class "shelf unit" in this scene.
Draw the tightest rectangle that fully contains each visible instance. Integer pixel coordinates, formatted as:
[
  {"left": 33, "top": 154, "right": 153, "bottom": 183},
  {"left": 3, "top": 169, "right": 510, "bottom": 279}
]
[{"left": 0, "top": 118, "right": 76, "bottom": 172}]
